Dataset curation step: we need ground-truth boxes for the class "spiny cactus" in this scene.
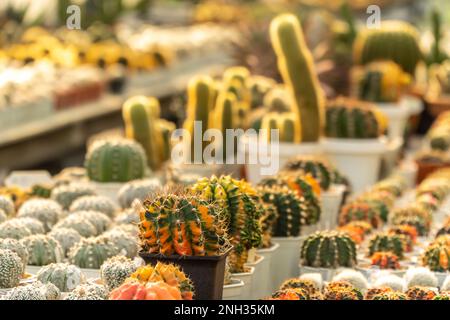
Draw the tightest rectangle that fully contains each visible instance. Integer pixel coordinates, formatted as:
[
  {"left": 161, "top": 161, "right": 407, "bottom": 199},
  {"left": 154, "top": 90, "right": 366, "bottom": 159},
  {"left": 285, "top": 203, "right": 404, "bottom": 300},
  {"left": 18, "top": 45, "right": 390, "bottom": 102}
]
[
  {"left": 2, "top": 282, "right": 46, "bottom": 300},
  {"left": 364, "top": 287, "right": 393, "bottom": 300},
  {"left": 390, "top": 206, "right": 432, "bottom": 236},
  {"left": 338, "top": 220, "right": 372, "bottom": 244},
  {"left": 389, "top": 225, "right": 417, "bottom": 252},
  {"left": 406, "top": 286, "right": 437, "bottom": 300},
  {"left": 85, "top": 139, "right": 147, "bottom": 183},
  {"left": 270, "top": 13, "right": 324, "bottom": 142},
  {"left": 259, "top": 203, "right": 277, "bottom": 249},
  {"left": 260, "top": 111, "right": 301, "bottom": 143},
  {"left": 48, "top": 228, "right": 82, "bottom": 256},
  {"left": 12, "top": 217, "right": 45, "bottom": 235},
  {"left": 51, "top": 183, "right": 95, "bottom": 210},
  {"left": 20, "top": 235, "right": 64, "bottom": 266},
  {"left": 0, "top": 238, "right": 28, "bottom": 272},
  {"left": 17, "top": 199, "right": 62, "bottom": 232},
  {"left": 421, "top": 241, "right": 450, "bottom": 272},
  {"left": 0, "top": 219, "right": 32, "bottom": 240},
  {"left": 53, "top": 215, "right": 98, "bottom": 238},
  {"left": 372, "top": 291, "right": 407, "bottom": 300},
  {"left": 279, "top": 278, "right": 318, "bottom": 296},
  {"left": 68, "top": 237, "right": 120, "bottom": 269},
  {"left": 271, "top": 288, "right": 309, "bottom": 300},
  {"left": 37, "top": 263, "right": 86, "bottom": 292},
  {"left": 117, "top": 178, "right": 161, "bottom": 209},
  {"left": 368, "top": 233, "right": 406, "bottom": 259},
  {"left": 323, "top": 280, "right": 363, "bottom": 300},
  {"left": 404, "top": 267, "right": 438, "bottom": 289},
  {"left": 0, "top": 195, "right": 15, "bottom": 217},
  {"left": 339, "top": 201, "right": 383, "bottom": 228},
  {"left": 0, "top": 249, "right": 22, "bottom": 288},
  {"left": 100, "top": 255, "right": 138, "bottom": 291},
  {"left": 64, "top": 283, "right": 108, "bottom": 300},
  {"left": 100, "top": 230, "right": 138, "bottom": 259},
  {"left": 191, "top": 175, "right": 263, "bottom": 272},
  {"left": 70, "top": 210, "right": 112, "bottom": 235},
  {"left": 300, "top": 231, "right": 357, "bottom": 268},
  {"left": 139, "top": 192, "right": 228, "bottom": 257},
  {"left": 370, "top": 251, "right": 401, "bottom": 270},
  {"left": 248, "top": 75, "right": 276, "bottom": 109},
  {"left": 283, "top": 156, "right": 333, "bottom": 191},
  {"left": 70, "top": 195, "right": 117, "bottom": 218},
  {"left": 332, "top": 270, "right": 369, "bottom": 293},
  {"left": 353, "top": 20, "right": 422, "bottom": 75},
  {"left": 325, "top": 98, "right": 386, "bottom": 139}
]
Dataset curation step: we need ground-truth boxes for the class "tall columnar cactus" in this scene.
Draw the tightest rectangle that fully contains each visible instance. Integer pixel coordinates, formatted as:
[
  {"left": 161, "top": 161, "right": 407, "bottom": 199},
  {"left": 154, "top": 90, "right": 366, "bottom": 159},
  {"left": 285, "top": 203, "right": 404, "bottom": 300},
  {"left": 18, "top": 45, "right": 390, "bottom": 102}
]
[
  {"left": 368, "top": 233, "right": 406, "bottom": 259},
  {"left": 270, "top": 14, "right": 325, "bottom": 142},
  {"left": 183, "top": 75, "right": 215, "bottom": 162},
  {"left": 191, "top": 175, "right": 263, "bottom": 273},
  {"left": 353, "top": 20, "right": 423, "bottom": 75},
  {"left": 139, "top": 192, "right": 228, "bottom": 257},
  {"left": 260, "top": 111, "right": 301, "bottom": 143},
  {"left": 428, "top": 9, "right": 448, "bottom": 65},
  {"left": 85, "top": 139, "right": 147, "bottom": 183},
  {"left": 325, "top": 98, "right": 386, "bottom": 139},
  {"left": 213, "top": 92, "right": 240, "bottom": 160},
  {"left": 122, "top": 96, "right": 164, "bottom": 170}
]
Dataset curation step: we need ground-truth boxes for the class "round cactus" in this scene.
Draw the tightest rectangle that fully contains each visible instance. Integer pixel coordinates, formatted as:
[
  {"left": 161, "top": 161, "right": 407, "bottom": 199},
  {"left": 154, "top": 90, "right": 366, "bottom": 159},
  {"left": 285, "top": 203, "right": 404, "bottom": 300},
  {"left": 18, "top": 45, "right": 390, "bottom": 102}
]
[
  {"left": 0, "top": 238, "right": 29, "bottom": 272},
  {"left": 406, "top": 286, "right": 437, "bottom": 300},
  {"left": 421, "top": 241, "right": 450, "bottom": 272},
  {"left": 364, "top": 287, "right": 393, "bottom": 300},
  {"left": 300, "top": 231, "right": 357, "bottom": 268},
  {"left": 53, "top": 215, "right": 98, "bottom": 238},
  {"left": 51, "top": 183, "right": 95, "bottom": 210},
  {"left": 373, "top": 274, "right": 405, "bottom": 292},
  {"left": 48, "top": 228, "right": 82, "bottom": 256},
  {"left": 0, "top": 195, "right": 15, "bottom": 217},
  {"left": 388, "top": 225, "right": 417, "bottom": 252},
  {"left": 339, "top": 201, "right": 383, "bottom": 228},
  {"left": 283, "top": 156, "right": 333, "bottom": 190},
  {"left": 323, "top": 280, "right": 363, "bottom": 300},
  {"left": 370, "top": 251, "right": 401, "bottom": 270},
  {"left": 100, "top": 230, "right": 138, "bottom": 259},
  {"left": 392, "top": 215, "right": 428, "bottom": 237},
  {"left": 69, "top": 210, "right": 112, "bottom": 235},
  {"left": 2, "top": 283, "right": 46, "bottom": 300},
  {"left": 85, "top": 139, "right": 147, "bottom": 183},
  {"left": 0, "top": 249, "right": 23, "bottom": 288},
  {"left": 114, "top": 208, "right": 139, "bottom": 225},
  {"left": 64, "top": 283, "right": 108, "bottom": 300},
  {"left": 100, "top": 255, "right": 138, "bottom": 291},
  {"left": 17, "top": 199, "right": 62, "bottom": 232},
  {"left": 117, "top": 179, "right": 161, "bottom": 209},
  {"left": 390, "top": 206, "right": 432, "bottom": 236},
  {"left": 372, "top": 291, "right": 408, "bottom": 300},
  {"left": 404, "top": 267, "right": 438, "bottom": 289},
  {"left": 70, "top": 195, "right": 118, "bottom": 218},
  {"left": 11, "top": 217, "right": 45, "bottom": 235},
  {"left": 34, "top": 281, "right": 61, "bottom": 300},
  {"left": 332, "top": 270, "right": 369, "bottom": 293},
  {"left": 20, "top": 235, "right": 64, "bottom": 266},
  {"left": 68, "top": 237, "right": 120, "bottom": 269},
  {"left": 37, "top": 263, "right": 86, "bottom": 292},
  {"left": 110, "top": 224, "right": 139, "bottom": 238},
  {"left": 368, "top": 233, "right": 406, "bottom": 259},
  {"left": 279, "top": 278, "right": 318, "bottom": 296},
  {"left": 0, "top": 220, "right": 32, "bottom": 240}
]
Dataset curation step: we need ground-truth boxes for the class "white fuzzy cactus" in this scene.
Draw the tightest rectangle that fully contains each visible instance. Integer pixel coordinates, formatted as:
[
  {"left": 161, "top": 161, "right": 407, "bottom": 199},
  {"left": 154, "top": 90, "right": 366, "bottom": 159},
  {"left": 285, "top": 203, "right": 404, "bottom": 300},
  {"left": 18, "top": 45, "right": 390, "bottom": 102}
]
[
  {"left": 441, "top": 275, "right": 450, "bottom": 291},
  {"left": 64, "top": 283, "right": 108, "bottom": 300},
  {"left": 69, "top": 210, "right": 112, "bottom": 235},
  {"left": 100, "top": 230, "right": 138, "bottom": 259},
  {"left": 404, "top": 267, "right": 438, "bottom": 289},
  {"left": 34, "top": 281, "right": 61, "bottom": 300},
  {"left": 332, "top": 269, "right": 369, "bottom": 293},
  {"left": 0, "top": 196, "right": 15, "bottom": 217},
  {"left": 0, "top": 219, "right": 32, "bottom": 240},
  {"left": 53, "top": 215, "right": 97, "bottom": 238},
  {"left": 51, "top": 183, "right": 95, "bottom": 210},
  {"left": 17, "top": 199, "right": 62, "bottom": 232},
  {"left": 373, "top": 273, "right": 405, "bottom": 292},
  {"left": 37, "top": 263, "right": 86, "bottom": 292},
  {"left": 117, "top": 179, "right": 161, "bottom": 209},
  {"left": 100, "top": 255, "right": 138, "bottom": 291},
  {"left": 0, "top": 238, "right": 29, "bottom": 272},
  {"left": 48, "top": 228, "right": 82, "bottom": 256},
  {"left": 299, "top": 273, "right": 323, "bottom": 291},
  {"left": 12, "top": 217, "right": 45, "bottom": 235},
  {"left": 0, "top": 249, "right": 23, "bottom": 288},
  {"left": 70, "top": 195, "right": 118, "bottom": 218}
]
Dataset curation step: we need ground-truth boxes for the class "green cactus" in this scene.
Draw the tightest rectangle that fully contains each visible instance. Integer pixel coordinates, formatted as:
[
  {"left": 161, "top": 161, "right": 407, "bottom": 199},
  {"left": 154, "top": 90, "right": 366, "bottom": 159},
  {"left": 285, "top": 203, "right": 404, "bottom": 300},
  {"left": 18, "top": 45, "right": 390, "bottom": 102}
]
[
  {"left": 301, "top": 230, "right": 357, "bottom": 268},
  {"left": 270, "top": 14, "right": 324, "bottom": 142},
  {"left": 421, "top": 241, "right": 450, "bottom": 272},
  {"left": 85, "top": 139, "right": 147, "bottom": 183},
  {"left": 51, "top": 183, "right": 95, "bottom": 210},
  {"left": 339, "top": 200, "right": 385, "bottom": 228},
  {"left": 69, "top": 195, "right": 117, "bottom": 218},
  {"left": 213, "top": 91, "right": 240, "bottom": 160},
  {"left": 353, "top": 20, "right": 422, "bottom": 75},
  {"left": 368, "top": 233, "right": 405, "bottom": 259},
  {"left": 20, "top": 235, "right": 64, "bottom": 266},
  {"left": 48, "top": 228, "right": 82, "bottom": 257},
  {"left": 100, "top": 229, "right": 138, "bottom": 259},
  {"left": 68, "top": 237, "right": 119, "bottom": 269},
  {"left": 37, "top": 263, "right": 86, "bottom": 292},
  {"left": 0, "top": 220, "right": 32, "bottom": 240},
  {"left": 283, "top": 156, "right": 333, "bottom": 190},
  {"left": 248, "top": 75, "right": 276, "bottom": 109},
  {"left": 64, "top": 283, "right": 108, "bottom": 300}
]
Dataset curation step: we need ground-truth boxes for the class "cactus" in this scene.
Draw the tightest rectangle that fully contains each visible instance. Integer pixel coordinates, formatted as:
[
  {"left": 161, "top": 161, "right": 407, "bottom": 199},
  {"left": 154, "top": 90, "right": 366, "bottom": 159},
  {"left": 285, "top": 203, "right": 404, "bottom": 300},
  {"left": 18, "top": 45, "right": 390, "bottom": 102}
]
[
  {"left": 260, "top": 111, "right": 301, "bottom": 143},
  {"left": 323, "top": 280, "right": 363, "bottom": 300},
  {"left": 332, "top": 270, "right": 369, "bottom": 293},
  {"left": 0, "top": 220, "right": 32, "bottom": 240},
  {"left": 389, "top": 225, "right": 417, "bottom": 252},
  {"left": 100, "top": 230, "right": 138, "bottom": 259},
  {"left": 51, "top": 183, "right": 95, "bottom": 210},
  {"left": 248, "top": 75, "right": 276, "bottom": 109},
  {"left": 404, "top": 267, "right": 438, "bottom": 289},
  {"left": 339, "top": 201, "right": 383, "bottom": 228},
  {"left": 114, "top": 208, "right": 139, "bottom": 225},
  {"left": 300, "top": 230, "right": 357, "bottom": 268},
  {"left": 64, "top": 283, "right": 108, "bottom": 300},
  {"left": 370, "top": 251, "right": 400, "bottom": 270},
  {"left": 325, "top": 98, "right": 386, "bottom": 139},
  {"left": 299, "top": 273, "right": 323, "bottom": 291},
  {"left": 406, "top": 286, "right": 437, "bottom": 300},
  {"left": 372, "top": 291, "right": 407, "bottom": 300},
  {"left": 139, "top": 192, "right": 228, "bottom": 257},
  {"left": 53, "top": 215, "right": 97, "bottom": 238},
  {"left": 20, "top": 235, "right": 64, "bottom": 266},
  {"left": 428, "top": 9, "right": 448, "bottom": 65},
  {"left": 48, "top": 228, "right": 82, "bottom": 256},
  {"left": 390, "top": 206, "right": 432, "bottom": 236},
  {"left": 70, "top": 195, "right": 118, "bottom": 218},
  {"left": 0, "top": 238, "right": 28, "bottom": 272},
  {"left": 421, "top": 241, "right": 450, "bottom": 272},
  {"left": 353, "top": 20, "right": 422, "bottom": 75},
  {"left": 70, "top": 210, "right": 112, "bottom": 235},
  {"left": 2, "top": 282, "right": 46, "bottom": 300},
  {"left": 100, "top": 255, "right": 138, "bottom": 291},
  {"left": 111, "top": 224, "right": 139, "bottom": 238},
  {"left": 283, "top": 156, "right": 333, "bottom": 190},
  {"left": 259, "top": 203, "right": 277, "bottom": 249},
  {"left": 279, "top": 278, "right": 318, "bottom": 296},
  {"left": 117, "top": 178, "right": 161, "bottom": 209},
  {"left": 270, "top": 13, "right": 324, "bottom": 142},
  {"left": 213, "top": 91, "right": 240, "bottom": 160},
  {"left": 364, "top": 287, "right": 393, "bottom": 300},
  {"left": 12, "top": 217, "right": 45, "bottom": 235},
  {"left": 433, "top": 292, "right": 450, "bottom": 300},
  {"left": 35, "top": 281, "right": 61, "bottom": 300},
  {"left": 68, "top": 237, "right": 120, "bottom": 269},
  {"left": 17, "top": 199, "right": 62, "bottom": 232},
  {"left": 368, "top": 233, "right": 406, "bottom": 259},
  {"left": 0, "top": 195, "right": 15, "bottom": 217},
  {"left": 338, "top": 221, "right": 372, "bottom": 244},
  {"left": 37, "top": 263, "right": 86, "bottom": 292},
  {"left": 191, "top": 175, "right": 263, "bottom": 272},
  {"left": 356, "top": 61, "right": 411, "bottom": 103},
  {"left": 271, "top": 288, "right": 309, "bottom": 300},
  {"left": 85, "top": 139, "right": 147, "bottom": 183},
  {"left": 0, "top": 249, "right": 22, "bottom": 288},
  {"left": 373, "top": 274, "right": 405, "bottom": 292}
]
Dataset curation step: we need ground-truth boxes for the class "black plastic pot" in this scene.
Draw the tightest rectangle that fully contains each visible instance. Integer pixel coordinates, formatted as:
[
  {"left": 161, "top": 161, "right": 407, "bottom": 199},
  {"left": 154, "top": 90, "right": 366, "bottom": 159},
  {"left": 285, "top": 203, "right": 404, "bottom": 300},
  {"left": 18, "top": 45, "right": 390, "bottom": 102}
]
[{"left": 139, "top": 249, "right": 231, "bottom": 300}]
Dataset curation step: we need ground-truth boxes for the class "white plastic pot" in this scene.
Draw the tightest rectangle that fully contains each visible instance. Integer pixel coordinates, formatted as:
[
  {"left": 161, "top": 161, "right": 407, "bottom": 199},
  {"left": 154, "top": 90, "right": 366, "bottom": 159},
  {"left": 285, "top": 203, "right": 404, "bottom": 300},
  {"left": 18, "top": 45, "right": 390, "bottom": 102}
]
[
  {"left": 322, "top": 137, "right": 388, "bottom": 194},
  {"left": 245, "top": 255, "right": 266, "bottom": 299},
  {"left": 257, "top": 242, "right": 280, "bottom": 295},
  {"left": 80, "top": 268, "right": 101, "bottom": 279},
  {"left": 319, "top": 184, "right": 346, "bottom": 230},
  {"left": 402, "top": 95, "right": 424, "bottom": 116},
  {"left": 222, "top": 279, "right": 245, "bottom": 300},
  {"left": 382, "top": 137, "right": 404, "bottom": 177},
  {"left": 243, "top": 138, "right": 323, "bottom": 185},
  {"left": 377, "top": 102, "right": 409, "bottom": 141},
  {"left": 271, "top": 236, "right": 306, "bottom": 290},
  {"left": 231, "top": 266, "right": 255, "bottom": 300}
]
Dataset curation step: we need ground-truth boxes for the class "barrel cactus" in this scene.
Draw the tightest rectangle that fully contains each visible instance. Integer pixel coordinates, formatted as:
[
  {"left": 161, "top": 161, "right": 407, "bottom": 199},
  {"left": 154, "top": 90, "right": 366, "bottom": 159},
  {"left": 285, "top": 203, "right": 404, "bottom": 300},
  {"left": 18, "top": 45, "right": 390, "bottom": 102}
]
[
  {"left": 100, "top": 230, "right": 138, "bottom": 259},
  {"left": 283, "top": 156, "right": 333, "bottom": 191},
  {"left": 17, "top": 199, "right": 61, "bottom": 232},
  {"left": 64, "top": 283, "right": 108, "bottom": 300},
  {"left": 0, "top": 249, "right": 22, "bottom": 288},
  {"left": 20, "top": 235, "right": 64, "bottom": 266},
  {"left": 300, "top": 231, "right": 357, "bottom": 268},
  {"left": 51, "top": 183, "right": 95, "bottom": 210},
  {"left": 339, "top": 201, "right": 383, "bottom": 228},
  {"left": 85, "top": 139, "right": 148, "bottom": 183},
  {"left": 370, "top": 251, "right": 401, "bottom": 270},
  {"left": 2, "top": 282, "right": 46, "bottom": 300},
  {"left": 368, "top": 233, "right": 406, "bottom": 259},
  {"left": 421, "top": 240, "right": 450, "bottom": 272},
  {"left": 323, "top": 280, "right": 363, "bottom": 300},
  {"left": 68, "top": 237, "right": 120, "bottom": 269},
  {"left": 332, "top": 270, "right": 369, "bottom": 294},
  {"left": 117, "top": 178, "right": 161, "bottom": 209},
  {"left": 70, "top": 195, "right": 117, "bottom": 218},
  {"left": 53, "top": 215, "right": 98, "bottom": 238},
  {"left": 100, "top": 255, "right": 138, "bottom": 291},
  {"left": 372, "top": 291, "right": 408, "bottom": 300},
  {"left": 48, "top": 228, "right": 82, "bottom": 256},
  {"left": 0, "top": 195, "right": 15, "bottom": 217},
  {"left": 0, "top": 219, "right": 32, "bottom": 240},
  {"left": 37, "top": 263, "right": 86, "bottom": 292},
  {"left": 0, "top": 238, "right": 28, "bottom": 272},
  {"left": 260, "top": 111, "right": 301, "bottom": 143},
  {"left": 390, "top": 206, "right": 432, "bottom": 236},
  {"left": 70, "top": 210, "right": 112, "bottom": 235},
  {"left": 11, "top": 217, "right": 45, "bottom": 235}
]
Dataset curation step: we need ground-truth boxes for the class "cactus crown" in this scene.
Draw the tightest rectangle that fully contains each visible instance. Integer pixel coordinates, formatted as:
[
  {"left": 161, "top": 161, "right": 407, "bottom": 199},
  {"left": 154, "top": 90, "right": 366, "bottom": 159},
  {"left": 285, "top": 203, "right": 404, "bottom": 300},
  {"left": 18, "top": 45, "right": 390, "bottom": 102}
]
[
  {"left": 368, "top": 232, "right": 406, "bottom": 259},
  {"left": 283, "top": 156, "right": 333, "bottom": 191}
]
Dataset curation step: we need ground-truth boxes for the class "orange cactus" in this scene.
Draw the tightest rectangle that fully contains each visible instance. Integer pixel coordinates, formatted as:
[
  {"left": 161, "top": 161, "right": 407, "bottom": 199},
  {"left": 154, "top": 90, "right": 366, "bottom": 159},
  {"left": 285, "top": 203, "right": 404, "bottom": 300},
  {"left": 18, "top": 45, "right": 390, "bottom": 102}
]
[{"left": 110, "top": 281, "right": 183, "bottom": 300}]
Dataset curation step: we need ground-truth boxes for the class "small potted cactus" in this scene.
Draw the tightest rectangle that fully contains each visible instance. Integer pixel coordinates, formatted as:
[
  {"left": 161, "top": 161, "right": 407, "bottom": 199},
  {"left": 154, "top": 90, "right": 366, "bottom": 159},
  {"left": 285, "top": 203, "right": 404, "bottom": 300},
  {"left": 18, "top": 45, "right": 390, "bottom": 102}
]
[
  {"left": 421, "top": 236, "right": 450, "bottom": 285},
  {"left": 321, "top": 97, "right": 388, "bottom": 193}
]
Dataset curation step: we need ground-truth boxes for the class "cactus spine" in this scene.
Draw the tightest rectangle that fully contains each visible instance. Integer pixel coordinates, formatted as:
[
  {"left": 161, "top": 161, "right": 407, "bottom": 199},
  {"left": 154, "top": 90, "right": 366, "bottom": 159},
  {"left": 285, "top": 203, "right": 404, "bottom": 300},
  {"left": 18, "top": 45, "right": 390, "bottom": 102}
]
[{"left": 270, "top": 14, "right": 324, "bottom": 142}]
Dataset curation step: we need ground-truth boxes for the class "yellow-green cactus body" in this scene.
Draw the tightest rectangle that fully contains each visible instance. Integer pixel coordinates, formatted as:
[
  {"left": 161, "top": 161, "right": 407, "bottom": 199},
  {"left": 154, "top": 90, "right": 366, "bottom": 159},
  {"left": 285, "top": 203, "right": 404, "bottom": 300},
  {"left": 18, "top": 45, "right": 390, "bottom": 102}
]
[{"left": 260, "top": 112, "right": 301, "bottom": 143}]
